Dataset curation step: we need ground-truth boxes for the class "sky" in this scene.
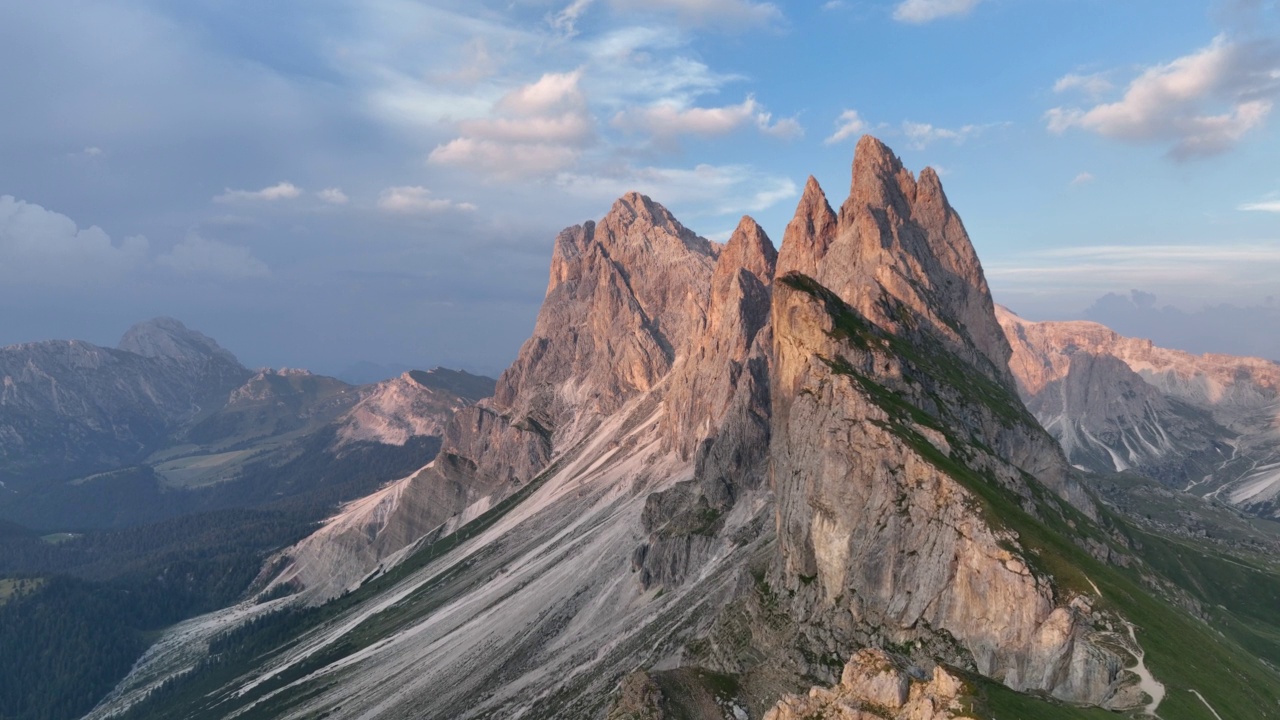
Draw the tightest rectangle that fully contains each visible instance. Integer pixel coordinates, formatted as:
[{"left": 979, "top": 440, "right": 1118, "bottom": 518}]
[{"left": 2, "top": 0, "right": 1279, "bottom": 376}]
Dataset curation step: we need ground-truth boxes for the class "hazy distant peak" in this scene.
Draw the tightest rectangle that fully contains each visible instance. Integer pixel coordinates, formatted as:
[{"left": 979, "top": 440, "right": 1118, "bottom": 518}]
[{"left": 118, "top": 317, "right": 240, "bottom": 367}]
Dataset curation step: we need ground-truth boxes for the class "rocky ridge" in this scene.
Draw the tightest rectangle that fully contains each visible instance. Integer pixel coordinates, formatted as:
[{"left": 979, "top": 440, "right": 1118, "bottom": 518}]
[
  {"left": 998, "top": 306, "right": 1280, "bottom": 513},
  {"left": 90, "top": 137, "right": 1280, "bottom": 720},
  {"left": 0, "top": 319, "right": 252, "bottom": 486}
]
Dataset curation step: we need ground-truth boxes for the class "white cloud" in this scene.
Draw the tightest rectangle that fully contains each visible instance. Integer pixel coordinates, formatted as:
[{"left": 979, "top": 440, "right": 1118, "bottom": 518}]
[
  {"left": 1053, "top": 72, "right": 1114, "bottom": 98},
  {"left": 0, "top": 195, "right": 148, "bottom": 286},
  {"left": 1045, "top": 35, "right": 1280, "bottom": 159},
  {"left": 901, "top": 120, "right": 990, "bottom": 149},
  {"left": 555, "top": 163, "right": 797, "bottom": 216},
  {"left": 429, "top": 138, "right": 582, "bottom": 178},
  {"left": 1240, "top": 199, "right": 1280, "bottom": 212},
  {"left": 612, "top": 96, "right": 799, "bottom": 142},
  {"left": 825, "top": 109, "right": 869, "bottom": 144},
  {"left": 214, "top": 182, "right": 303, "bottom": 203},
  {"left": 893, "top": 0, "right": 984, "bottom": 23},
  {"left": 758, "top": 113, "right": 804, "bottom": 139},
  {"left": 429, "top": 70, "right": 595, "bottom": 179},
  {"left": 1071, "top": 172, "right": 1095, "bottom": 186},
  {"left": 317, "top": 188, "right": 349, "bottom": 205},
  {"left": 82, "top": 146, "right": 103, "bottom": 157},
  {"left": 614, "top": 97, "right": 759, "bottom": 137},
  {"left": 156, "top": 234, "right": 269, "bottom": 280},
  {"left": 377, "top": 187, "right": 477, "bottom": 214},
  {"left": 494, "top": 70, "right": 587, "bottom": 117}
]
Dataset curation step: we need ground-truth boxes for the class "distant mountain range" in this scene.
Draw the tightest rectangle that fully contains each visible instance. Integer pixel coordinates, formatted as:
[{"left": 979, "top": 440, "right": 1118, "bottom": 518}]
[
  {"left": 999, "top": 306, "right": 1280, "bottom": 517},
  {"left": 0, "top": 318, "right": 495, "bottom": 530}
]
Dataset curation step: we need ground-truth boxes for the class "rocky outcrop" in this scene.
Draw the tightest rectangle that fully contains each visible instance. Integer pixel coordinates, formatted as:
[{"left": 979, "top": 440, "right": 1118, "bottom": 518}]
[
  {"left": 606, "top": 671, "right": 666, "bottom": 720},
  {"left": 634, "top": 215, "right": 776, "bottom": 589},
  {"left": 998, "top": 306, "right": 1280, "bottom": 510},
  {"left": 764, "top": 649, "right": 968, "bottom": 720},
  {"left": 337, "top": 369, "right": 489, "bottom": 446}
]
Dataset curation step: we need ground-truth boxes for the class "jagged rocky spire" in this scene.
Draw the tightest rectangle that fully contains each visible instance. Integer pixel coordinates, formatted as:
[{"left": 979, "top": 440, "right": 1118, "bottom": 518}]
[
  {"left": 777, "top": 176, "right": 837, "bottom": 279},
  {"left": 800, "top": 135, "right": 1015, "bottom": 387}
]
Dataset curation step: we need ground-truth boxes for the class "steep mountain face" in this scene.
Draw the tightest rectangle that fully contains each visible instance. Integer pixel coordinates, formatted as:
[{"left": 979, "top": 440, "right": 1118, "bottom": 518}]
[
  {"left": 766, "top": 137, "right": 1110, "bottom": 703},
  {"left": 998, "top": 307, "right": 1280, "bottom": 514},
  {"left": 95, "top": 139, "right": 1280, "bottom": 720},
  {"left": 0, "top": 319, "right": 251, "bottom": 487}
]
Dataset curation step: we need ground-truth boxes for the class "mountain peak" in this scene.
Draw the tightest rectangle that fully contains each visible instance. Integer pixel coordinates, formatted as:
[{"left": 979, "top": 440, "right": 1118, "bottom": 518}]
[
  {"left": 843, "top": 134, "right": 917, "bottom": 221},
  {"left": 599, "top": 191, "right": 716, "bottom": 258},
  {"left": 813, "top": 135, "right": 1013, "bottom": 386},
  {"left": 719, "top": 215, "right": 778, "bottom": 284},
  {"left": 778, "top": 176, "right": 837, "bottom": 279},
  {"left": 118, "top": 317, "right": 240, "bottom": 367}
]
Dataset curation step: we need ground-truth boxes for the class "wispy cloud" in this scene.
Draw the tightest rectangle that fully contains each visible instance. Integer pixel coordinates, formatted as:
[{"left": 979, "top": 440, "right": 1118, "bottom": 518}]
[
  {"left": 317, "top": 188, "right": 349, "bottom": 205},
  {"left": 1240, "top": 198, "right": 1280, "bottom": 212},
  {"left": 893, "top": 0, "right": 984, "bottom": 23},
  {"left": 377, "top": 187, "right": 476, "bottom": 214},
  {"left": 1071, "top": 172, "right": 1095, "bottom": 186},
  {"left": 214, "top": 182, "right": 302, "bottom": 203},
  {"left": 988, "top": 242, "right": 1280, "bottom": 292},
  {"left": 901, "top": 120, "right": 994, "bottom": 149},
  {"left": 1046, "top": 35, "right": 1280, "bottom": 159},
  {"left": 554, "top": 162, "right": 797, "bottom": 217},
  {"left": 615, "top": 0, "right": 782, "bottom": 29},
  {"left": 1053, "top": 72, "right": 1114, "bottom": 99},
  {"left": 825, "top": 109, "right": 869, "bottom": 145},
  {"left": 612, "top": 96, "right": 800, "bottom": 144}
]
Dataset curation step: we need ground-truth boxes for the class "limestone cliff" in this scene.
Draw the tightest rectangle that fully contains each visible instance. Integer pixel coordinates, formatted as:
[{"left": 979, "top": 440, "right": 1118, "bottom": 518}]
[
  {"left": 998, "top": 306, "right": 1280, "bottom": 512},
  {"left": 271, "top": 192, "right": 730, "bottom": 600},
  {"left": 767, "top": 139, "right": 1115, "bottom": 704}
]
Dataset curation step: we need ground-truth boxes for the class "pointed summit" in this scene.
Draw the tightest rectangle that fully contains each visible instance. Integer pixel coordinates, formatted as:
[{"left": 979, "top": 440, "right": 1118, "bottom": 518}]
[
  {"left": 718, "top": 215, "right": 778, "bottom": 285},
  {"left": 777, "top": 176, "right": 836, "bottom": 279},
  {"left": 841, "top": 134, "right": 917, "bottom": 224},
  {"left": 813, "top": 135, "right": 1014, "bottom": 385}
]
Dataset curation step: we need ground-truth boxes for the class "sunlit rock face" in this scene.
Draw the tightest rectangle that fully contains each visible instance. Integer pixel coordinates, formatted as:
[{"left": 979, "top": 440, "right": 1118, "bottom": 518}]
[
  {"left": 998, "top": 306, "right": 1280, "bottom": 514},
  {"left": 105, "top": 136, "right": 1157, "bottom": 720}
]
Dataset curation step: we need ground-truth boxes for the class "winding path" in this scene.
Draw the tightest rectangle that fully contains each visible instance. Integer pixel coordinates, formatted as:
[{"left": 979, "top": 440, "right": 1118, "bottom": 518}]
[
  {"left": 1123, "top": 621, "right": 1165, "bottom": 718},
  {"left": 1188, "top": 689, "right": 1224, "bottom": 720}
]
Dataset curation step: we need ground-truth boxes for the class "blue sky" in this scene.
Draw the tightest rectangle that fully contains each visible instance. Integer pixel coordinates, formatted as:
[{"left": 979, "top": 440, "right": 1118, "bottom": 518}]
[{"left": 2, "top": 0, "right": 1279, "bottom": 374}]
